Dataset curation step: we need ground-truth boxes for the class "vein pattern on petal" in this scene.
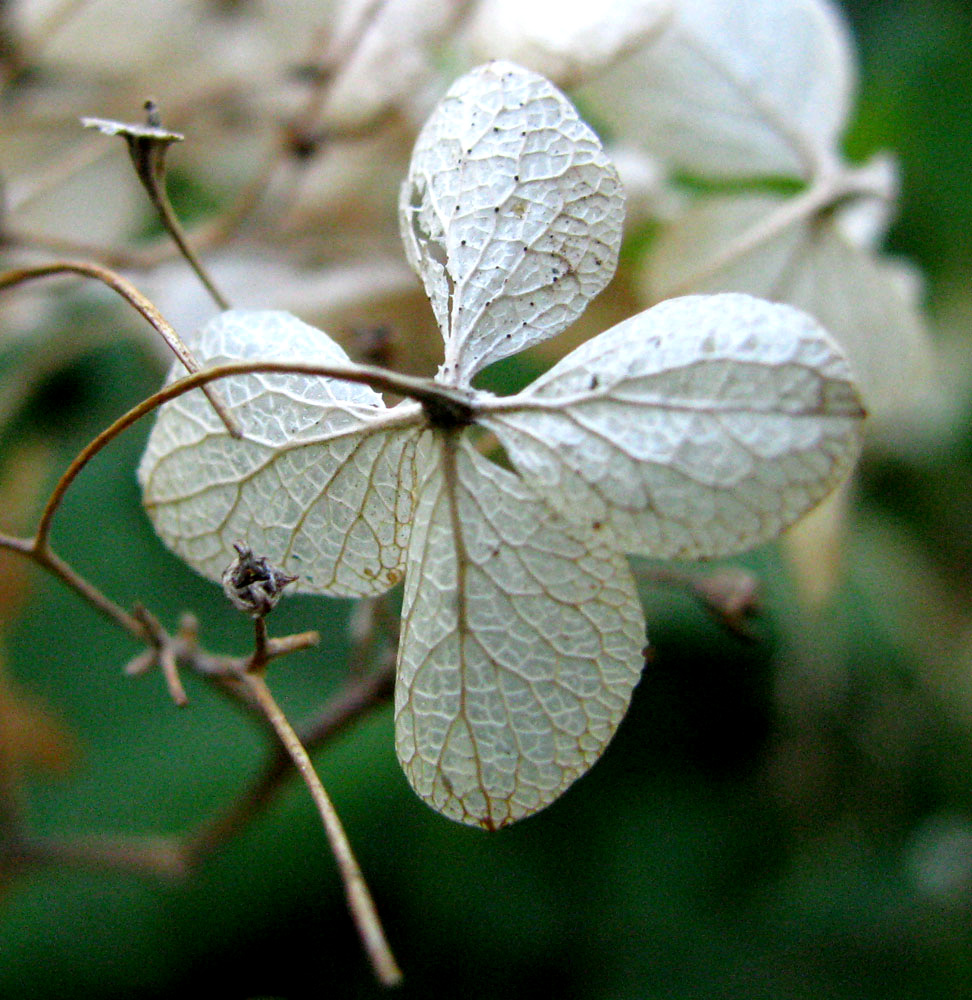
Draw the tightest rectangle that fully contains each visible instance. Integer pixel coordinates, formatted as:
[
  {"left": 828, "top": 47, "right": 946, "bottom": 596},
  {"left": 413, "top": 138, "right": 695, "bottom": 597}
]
[
  {"left": 480, "top": 293, "right": 865, "bottom": 560},
  {"left": 399, "top": 61, "right": 624, "bottom": 385},
  {"left": 394, "top": 433, "right": 645, "bottom": 829},
  {"left": 139, "top": 310, "right": 422, "bottom": 596}
]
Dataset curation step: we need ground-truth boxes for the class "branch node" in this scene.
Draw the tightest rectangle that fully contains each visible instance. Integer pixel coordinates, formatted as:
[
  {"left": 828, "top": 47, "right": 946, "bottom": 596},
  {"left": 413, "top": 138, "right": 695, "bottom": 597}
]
[{"left": 131, "top": 603, "right": 189, "bottom": 706}]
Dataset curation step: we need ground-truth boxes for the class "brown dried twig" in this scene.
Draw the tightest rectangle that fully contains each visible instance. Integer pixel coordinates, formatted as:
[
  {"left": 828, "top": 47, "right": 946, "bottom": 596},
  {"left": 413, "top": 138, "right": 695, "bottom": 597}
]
[
  {"left": 0, "top": 325, "right": 411, "bottom": 983},
  {"left": 0, "top": 260, "right": 240, "bottom": 437}
]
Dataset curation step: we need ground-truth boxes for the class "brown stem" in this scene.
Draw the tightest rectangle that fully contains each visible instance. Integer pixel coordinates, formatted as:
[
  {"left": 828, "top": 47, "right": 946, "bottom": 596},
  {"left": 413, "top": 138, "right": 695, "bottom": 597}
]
[
  {"left": 21, "top": 352, "right": 432, "bottom": 560},
  {"left": 152, "top": 357, "right": 462, "bottom": 417},
  {"left": 0, "top": 532, "right": 32, "bottom": 556},
  {"left": 4, "top": 833, "right": 186, "bottom": 880},
  {"left": 30, "top": 543, "right": 146, "bottom": 639},
  {"left": 182, "top": 654, "right": 395, "bottom": 866},
  {"left": 138, "top": 153, "right": 231, "bottom": 312},
  {"left": 0, "top": 261, "right": 240, "bottom": 437},
  {"left": 240, "top": 668, "right": 402, "bottom": 987},
  {"left": 132, "top": 604, "right": 188, "bottom": 706}
]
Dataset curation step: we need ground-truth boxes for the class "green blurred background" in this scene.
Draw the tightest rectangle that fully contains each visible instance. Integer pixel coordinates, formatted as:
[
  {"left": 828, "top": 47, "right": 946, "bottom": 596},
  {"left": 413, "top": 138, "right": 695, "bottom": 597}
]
[{"left": 2, "top": 1, "right": 972, "bottom": 997}]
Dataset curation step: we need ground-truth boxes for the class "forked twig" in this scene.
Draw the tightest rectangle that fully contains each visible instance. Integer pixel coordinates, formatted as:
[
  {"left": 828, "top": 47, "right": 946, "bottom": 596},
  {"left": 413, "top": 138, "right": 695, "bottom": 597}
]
[
  {"left": 0, "top": 349, "right": 434, "bottom": 649},
  {"left": 182, "top": 647, "right": 396, "bottom": 866},
  {"left": 0, "top": 296, "right": 416, "bottom": 983}
]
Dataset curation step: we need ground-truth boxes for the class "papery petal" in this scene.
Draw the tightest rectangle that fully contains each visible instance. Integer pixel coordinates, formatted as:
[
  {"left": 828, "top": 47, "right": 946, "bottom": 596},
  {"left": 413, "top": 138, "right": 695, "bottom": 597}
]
[
  {"left": 480, "top": 294, "right": 865, "bottom": 559},
  {"left": 581, "top": 0, "right": 855, "bottom": 179},
  {"left": 139, "top": 310, "right": 422, "bottom": 596},
  {"left": 399, "top": 61, "right": 624, "bottom": 385},
  {"left": 395, "top": 434, "right": 645, "bottom": 828}
]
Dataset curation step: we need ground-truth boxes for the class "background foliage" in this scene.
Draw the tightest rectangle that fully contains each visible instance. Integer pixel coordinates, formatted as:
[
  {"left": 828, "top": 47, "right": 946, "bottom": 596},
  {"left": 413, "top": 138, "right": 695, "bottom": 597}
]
[{"left": 1, "top": 0, "right": 972, "bottom": 996}]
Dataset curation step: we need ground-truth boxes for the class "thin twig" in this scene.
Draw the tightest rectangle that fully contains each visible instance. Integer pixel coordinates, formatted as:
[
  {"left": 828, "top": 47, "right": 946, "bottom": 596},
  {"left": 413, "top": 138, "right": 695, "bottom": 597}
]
[
  {"left": 182, "top": 653, "right": 396, "bottom": 866},
  {"left": 152, "top": 357, "right": 463, "bottom": 417},
  {"left": 22, "top": 353, "right": 437, "bottom": 557},
  {"left": 0, "top": 261, "right": 241, "bottom": 438},
  {"left": 132, "top": 605, "right": 188, "bottom": 706},
  {"left": 0, "top": 532, "right": 32, "bottom": 556},
  {"left": 240, "top": 665, "right": 402, "bottom": 987},
  {"left": 654, "top": 168, "right": 896, "bottom": 302},
  {"left": 82, "top": 101, "right": 232, "bottom": 312},
  {"left": 134, "top": 134, "right": 232, "bottom": 312},
  {"left": 30, "top": 544, "right": 146, "bottom": 639},
  {"left": 122, "top": 607, "right": 320, "bottom": 712}
]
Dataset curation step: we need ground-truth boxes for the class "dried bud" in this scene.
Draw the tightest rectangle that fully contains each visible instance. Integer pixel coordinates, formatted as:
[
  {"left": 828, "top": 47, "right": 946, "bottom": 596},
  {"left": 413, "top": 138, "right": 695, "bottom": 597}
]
[
  {"left": 81, "top": 101, "right": 184, "bottom": 193},
  {"left": 351, "top": 324, "right": 395, "bottom": 368},
  {"left": 221, "top": 543, "right": 297, "bottom": 618}
]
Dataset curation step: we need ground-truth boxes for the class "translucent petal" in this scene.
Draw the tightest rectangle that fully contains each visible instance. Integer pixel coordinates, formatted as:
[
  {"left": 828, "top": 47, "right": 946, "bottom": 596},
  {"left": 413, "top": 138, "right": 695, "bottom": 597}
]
[
  {"left": 581, "top": 0, "right": 855, "bottom": 179},
  {"left": 395, "top": 434, "right": 645, "bottom": 829},
  {"left": 644, "top": 193, "right": 934, "bottom": 421},
  {"left": 139, "top": 310, "right": 422, "bottom": 596},
  {"left": 480, "top": 293, "right": 865, "bottom": 560},
  {"left": 464, "top": 0, "right": 673, "bottom": 86},
  {"left": 323, "top": 0, "right": 466, "bottom": 128},
  {"left": 399, "top": 61, "right": 624, "bottom": 385}
]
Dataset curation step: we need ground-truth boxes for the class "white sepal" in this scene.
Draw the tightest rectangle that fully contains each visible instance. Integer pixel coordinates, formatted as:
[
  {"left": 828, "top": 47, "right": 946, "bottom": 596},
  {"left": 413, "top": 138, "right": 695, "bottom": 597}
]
[
  {"left": 463, "top": 0, "right": 673, "bottom": 86},
  {"left": 399, "top": 61, "right": 624, "bottom": 385},
  {"left": 139, "top": 310, "right": 423, "bottom": 596},
  {"left": 582, "top": 0, "right": 855, "bottom": 179},
  {"left": 394, "top": 434, "right": 645, "bottom": 829},
  {"left": 644, "top": 194, "right": 933, "bottom": 420},
  {"left": 481, "top": 293, "right": 865, "bottom": 560}
]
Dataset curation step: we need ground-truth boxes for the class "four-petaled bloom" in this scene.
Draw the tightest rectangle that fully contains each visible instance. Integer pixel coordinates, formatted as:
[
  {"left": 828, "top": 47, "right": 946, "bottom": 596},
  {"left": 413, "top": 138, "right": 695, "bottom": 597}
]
[{"left": 139, "top": 62, "right": 864, "bottom": 830}]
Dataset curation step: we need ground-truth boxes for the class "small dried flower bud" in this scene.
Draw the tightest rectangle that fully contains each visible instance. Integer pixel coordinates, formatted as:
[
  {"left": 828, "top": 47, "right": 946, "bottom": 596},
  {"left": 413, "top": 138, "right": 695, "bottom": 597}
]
[
  {"left": 221, "top": 543, "right": 297, "bottom": 618},
  {"left": 351, "top": 324, "right": 395, "bottom": 368},
  {"left": 81, "top": 104, "right": 184, "bottom": 190}
]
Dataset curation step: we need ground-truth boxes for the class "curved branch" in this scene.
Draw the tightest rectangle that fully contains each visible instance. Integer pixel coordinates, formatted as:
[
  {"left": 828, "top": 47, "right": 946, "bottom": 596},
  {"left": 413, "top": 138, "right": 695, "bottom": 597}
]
[{"left": 0, "top": 261, "right": 240, "bottom": 437}]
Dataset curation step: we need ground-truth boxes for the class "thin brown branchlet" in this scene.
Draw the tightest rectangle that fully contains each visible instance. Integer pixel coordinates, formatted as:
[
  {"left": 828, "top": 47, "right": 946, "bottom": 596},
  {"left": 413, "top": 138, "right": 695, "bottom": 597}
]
[
  {"left": 222, "top": 545, "right": 401, "bottom": 987},
  {"left": 0, "top": 260, "right": 240, "bottom": 438},
  {"left": 82, "top": 101, "right": 231, "bottom": 312},
  {"left": 0, "top": 260, "right": 404, "bottom": 983}
]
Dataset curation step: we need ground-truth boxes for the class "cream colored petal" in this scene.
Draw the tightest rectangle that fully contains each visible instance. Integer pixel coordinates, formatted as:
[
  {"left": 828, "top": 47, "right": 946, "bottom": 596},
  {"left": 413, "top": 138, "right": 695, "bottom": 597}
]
[
  {"left": 481, "top": 293, "right": 864, "bottom": 560},
  {"left": 581, "top": 0, "right": 855, "bottom": 179},
  {"left": 399, "top": 61, "right": 624, "bottom": 384},
  {"left": 644, "top": 193, "right": 934, "bottom": 421},
  {"left": 139, "top": 310, "right": 422, "bottom": 597},
  {"left": 395, "top": 434, "right": 645, "bottom": 829}
]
